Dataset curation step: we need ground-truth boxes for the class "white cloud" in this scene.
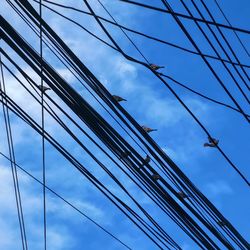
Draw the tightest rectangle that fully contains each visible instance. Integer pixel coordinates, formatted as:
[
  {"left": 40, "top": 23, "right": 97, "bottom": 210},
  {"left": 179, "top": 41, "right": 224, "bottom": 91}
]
[{"left": 205, "top": 180, "right": 234, "bottom": 197}]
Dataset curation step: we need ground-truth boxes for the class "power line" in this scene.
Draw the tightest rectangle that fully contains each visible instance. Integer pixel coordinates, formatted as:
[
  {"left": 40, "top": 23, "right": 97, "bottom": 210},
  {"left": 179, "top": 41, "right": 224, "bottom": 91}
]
[
  {"left": 213, "top": 0, "right": 250, "bottom": 57},
  {"left": 0, "top": 151, "right": 133, "bottom": 250},
  {"left": 120, "top": 0, "right": 250, "bottom": 35},
  {"left": 39, "top": 1, "right": 47, "bottom": 249},
  {"left": 29, "top": 0, "right": 250, "bottom": 118},
  {"left": 0, "top": 55, "right": 28, "bottom": 250},
  {"left": 36, "top": 0, "right": 250, "bottom": 69},
  {"left": 1, "top": 2, "right": 248, "bottom": 248}
]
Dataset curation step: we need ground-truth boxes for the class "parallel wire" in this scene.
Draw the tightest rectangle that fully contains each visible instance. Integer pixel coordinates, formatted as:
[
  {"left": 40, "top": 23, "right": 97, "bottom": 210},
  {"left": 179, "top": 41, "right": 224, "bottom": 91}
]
[
  {"left": 0, "top": 151, "right": 133, "bottom": 250},
  {"left": 36, "top": 0, "right": 250, "bottom": 69},
  {"left": 80, "top": 0, "right": 250, "bottom": 185},
  {"left": 119, "top": 0, "right": 250, "bottom": 35},
  {"left": 5, "top": 2, "right": 248, "bottom": 246},
  {"left": 31, "top": 0, "right": 250, "bottom": 117},
  {"left": 39, "top": 1, "right": 47, "bottom": 249},
  {"left": 1, "top": 0, "right": 248, "bottom": 248},
  {"left": 0, "top": 55, "right": 28, "bottom": 250},
  {"left": 213, "top": 0, "right": 250, "bottom": 57},
  {"left": 189, "top": 0, "right": 250, "bottom": 91}
]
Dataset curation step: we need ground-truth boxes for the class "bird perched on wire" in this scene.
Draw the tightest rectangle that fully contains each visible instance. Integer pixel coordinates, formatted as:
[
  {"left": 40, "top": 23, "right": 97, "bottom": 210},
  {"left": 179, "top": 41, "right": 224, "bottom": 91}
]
[
  {"left": 38, "top": 85, "right": 50, "bottom": 93},
  {"left": 149, "top": 64, "right": 164, "bottom": 71},
  {"left": 142, "top": 126, "right": 157, "bottom": 133},
  {"left": 152, "top": 173, "right": 161, "bottom": 181},
  {"left": 119, "top": 150, "right": 130, "bottom": 159},
  {"left": 177, "top": 191, "right": 189, "bottom": 199},
  {"left": 112, "top": 95, "right": 127, "bottom": 102},
  {"left": 217, "top": 220, "right": 227, "bottom": 227},
  {"left": 143, "top": 155, "right": 151, "bottom": 164},
  {"left": 204, "top": 137, "right": 219, "bottom": 147}
]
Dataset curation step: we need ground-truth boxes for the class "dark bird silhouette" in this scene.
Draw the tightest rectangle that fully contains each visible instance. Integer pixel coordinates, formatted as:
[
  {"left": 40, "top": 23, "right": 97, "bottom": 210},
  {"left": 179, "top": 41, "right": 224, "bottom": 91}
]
[
  {"left": 178, "top": 191, "right": 189, "bottom": 199},
  {"left": 143, "top": 155, "right": 151, "bottom": 164},
  {"left": 152, "top": 173, "right": 161, "bottom": 181},
  {"left": 149, "top": 64, "right": 164, "bottom": 71},
  {"left": 204, "top": 137, "right": 219, "bottom": 147},
  {"left": 142, "top": 126, "right": 157, "bottom": 133},
  {"left": 38, "top": 85, "right": 50, "bottom": 93},
  {"left": 217, "top": 220, "right": 227, "bottom": 227},
  {"left": 112, "top": 95, "right": 127, "bottom": 102}
]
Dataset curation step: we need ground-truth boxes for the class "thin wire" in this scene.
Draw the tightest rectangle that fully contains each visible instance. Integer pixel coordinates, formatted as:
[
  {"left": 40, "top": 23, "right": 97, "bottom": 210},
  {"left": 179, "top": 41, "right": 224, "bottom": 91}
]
[
  {"left": 213, "top": 0, "right": 250, "bottom": 57},
  {"left": 39, "top": 1, "right": 47, "bottom": 249},
  {"left": 119, "top": 0, "right": 250, "bottom": 35},
  {"left": 80, "top": 0, "right": 250, "bottom": 185},
  {"left": 0, "top": 55, "right": 28, "bottom": 250},
  {"left": 37, "top": 0, "right": 250, "bottom": 69},
  {"left": 1, "top": 4, "right": 248, "bottom": 247},
  {"left": 0, "top": 152, "right": 133, "bottom": 250}
]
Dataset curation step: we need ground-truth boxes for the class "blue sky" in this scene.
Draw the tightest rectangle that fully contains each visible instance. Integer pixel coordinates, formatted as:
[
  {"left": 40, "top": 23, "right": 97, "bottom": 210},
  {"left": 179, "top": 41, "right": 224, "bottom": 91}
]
[{"left": 0, "top": 0, "right": 249, "bottom": 249}]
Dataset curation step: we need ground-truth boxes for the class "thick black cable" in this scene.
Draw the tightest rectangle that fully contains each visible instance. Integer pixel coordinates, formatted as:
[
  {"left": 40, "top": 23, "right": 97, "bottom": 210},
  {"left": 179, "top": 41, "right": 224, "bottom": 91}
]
[
  {"left": 1, "top": 5, "right": 248, "bottom": 246},
  {"left": 39, "top": 1, "right": 47, "bottom": 249},
  {"left": 4, "top": 3, "right": 250, "bottom": 246},
  {"left": 0, "top": 152, "right": 133, "bottom": 250},
  {"left": 35, "top": 0, "right": 250, "bottom": 69},
  {"left": 2, "top": 3, "right": 238, "bottom": 248},
  {"left": 0, "top": 32, "right": 221, "bottom": 248},
  {"left": 0, "top": 90, "right": 181, "bottom": 250},
  {"left": 119, "top": 0, "right": 250, "bottom": 35}
]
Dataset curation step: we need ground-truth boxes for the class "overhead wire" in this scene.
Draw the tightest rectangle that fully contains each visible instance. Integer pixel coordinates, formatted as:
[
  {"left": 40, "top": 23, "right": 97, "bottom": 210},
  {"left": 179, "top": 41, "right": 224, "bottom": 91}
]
[
  {"left": 0, "top": 31, "right": 225, "bottom": 250},
  {"left": 0, "top": 151, "right": 133, "bottom": 250},
  {"left": 212, "top": 0, "right": 250, "bottom": 57},
  {"left": 119, "top": 0, "right": 250, "bottom": 35},
  {"left": 39, "top": 1, "right": 47, "bottom": 249},
  {"left": 185, "top": 0, "right": 250, "bottom": 93},
  {"left": 35, "top": 0, "right": 250, "bottom": 69},
  {"left": 6, "top": 2, "right": 250, "bottom": 248},
  {"left": 1, "top": 0, "right": 248, "bottom": 248},
  {"left": 29, "top": 0, "right": 250, "bottom": 117},
  {"left": 8, "top": 0, "right": 248, "bottom": 247},
  {"left": 0, "top": 55, "right": 28, "bottom": 250}
]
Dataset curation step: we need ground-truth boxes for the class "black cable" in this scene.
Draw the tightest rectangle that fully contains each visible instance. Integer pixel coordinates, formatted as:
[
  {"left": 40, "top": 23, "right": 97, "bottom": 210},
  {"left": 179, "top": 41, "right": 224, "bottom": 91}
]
[
  {"left": 213, "top": 0, "right": 250, "bottom": 57},
  {"left": 39, "top": 1, "right": 47, "bottom": 249},
  {"left": 0, "top": 152, "right": 133, "bottom": 250},
  {"left": 1, "top": 5, "right": 248, "bottom": 246},
  {"left": 10, "top": 0, "right": 242, "bottom": 247},
  {"left": 188, "top": 0, "right": 250, "bottom": 92},
  {"left": 4, "top": 3, "right": 249, "bottom": 246},
  {"left": 36, "top": 0, "right": 250, "bottom": 69},
  {"left": 29, "top": 0, "right": 250, "bottom": 117},
  {"left": 0, "top": 55, "right": 28, "bottom": 250},
  {"left": 79, "top": 0, "right": 250, "bottom": 185},
  {"left": 119, "top": 0, "right": 250, "bottom": 35}
]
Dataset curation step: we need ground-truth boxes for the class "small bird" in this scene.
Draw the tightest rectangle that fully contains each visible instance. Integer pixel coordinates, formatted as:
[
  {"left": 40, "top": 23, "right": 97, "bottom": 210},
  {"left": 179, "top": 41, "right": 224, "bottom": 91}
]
[
  {"left": 112, "top": 95, "right": 127, "bottom": 102},
  {"left": 142, "top": 126, "right": 157, "bottom": 133},
  {"left": 178, "top": 191, "right": 189, "bottom": 199},
  {"left": 217, "top": 220, "right": 227, "bottom": 227},
  {"left": 119, "top": 150, "right": 130, "bottom": 159},
  {"left": 149, "top": 64, "right": 164, "bottom": 71},
  {"left": 152, "top": 173, "right": 161, "bottom": 181},
  {"left": 38, "top": 85, "right": 50, "bottom": 92},
  {"left": 204, "top": 137, "right": 219, "bottom": 147},
  {"left": 143, "top": 155, "right": 151, "bottom": 164}
]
